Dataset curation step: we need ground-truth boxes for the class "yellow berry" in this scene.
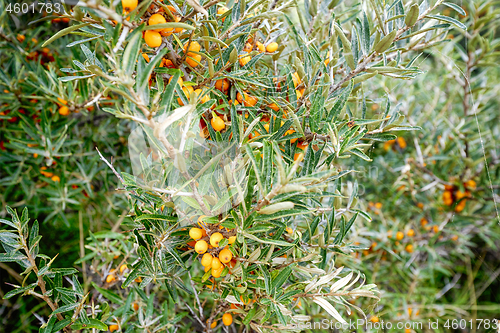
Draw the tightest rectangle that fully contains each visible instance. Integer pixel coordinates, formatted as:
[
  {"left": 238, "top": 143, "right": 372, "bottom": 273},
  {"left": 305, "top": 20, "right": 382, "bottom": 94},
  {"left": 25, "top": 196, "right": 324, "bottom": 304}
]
[
  {"left": 210, "top": 232, "right": 223, "bottom": 247},
  {"left": 201, "top": 253, "right": 213, "bottom": 267},
  {"left": 186, "top": 54, "right": 202, "bottom": 67},
  {"left": 211, "top": 257, "right": 222, "bottom": 270},
  {"left": 119, "top": 264, "right": 128, "bottom": 273},
  {"left": 256, "top": 41, "right": 265, "bottom": 53},
  {"left": 212, "top": 266, "right": 223, "bottom": 278},
  {"left": 144, "top": 30, "right": 162, "bottom": 48},
  {"left": 219, "top": 248, "right": 232, "bottom": 264},
  {"left": 266, "top": 42, "right": 279, "bottom": 53},
  {"left": 211, "top": 116, "right": 225, "bottom": 132},
  {"left": 121, "top": 0, "right": 138, "bottom": 11},
  {"left": 222, "top": 313, "right": 233, "bottom": 326},
  {"left": 149, "top": 13, "right": 166, "bottom": 28},
  {"left": 239, "top": 54, "right": 251, "bottom": 66},
  {"left": 195, "top": 240, "right": 208, "bottom": 254},
  {"left": 228, "top": 236, "right": 236, "bottom": 244},
  {"left": 217, "top": 6, "right": 228, "bottom": 22},
  {"left": 189, "top": 227, "right": 203, "bottom": 240},
  {"left": 184, "top": 41, "right": 201, "bottom": 55}
]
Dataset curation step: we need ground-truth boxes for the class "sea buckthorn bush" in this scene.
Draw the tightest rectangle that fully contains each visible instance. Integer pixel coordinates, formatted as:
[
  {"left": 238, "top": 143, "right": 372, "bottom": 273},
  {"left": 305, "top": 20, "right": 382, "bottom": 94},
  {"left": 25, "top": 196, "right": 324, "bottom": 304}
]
[{"left": 1, "top": 0, "right": 499, "bottom": 332}]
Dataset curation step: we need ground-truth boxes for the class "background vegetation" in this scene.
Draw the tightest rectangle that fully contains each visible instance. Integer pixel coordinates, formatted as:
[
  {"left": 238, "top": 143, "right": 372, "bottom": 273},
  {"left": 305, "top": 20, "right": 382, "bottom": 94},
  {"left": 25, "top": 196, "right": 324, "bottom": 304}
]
[{"left": 1, "top": 0, "right": 499, "bottom": 332}]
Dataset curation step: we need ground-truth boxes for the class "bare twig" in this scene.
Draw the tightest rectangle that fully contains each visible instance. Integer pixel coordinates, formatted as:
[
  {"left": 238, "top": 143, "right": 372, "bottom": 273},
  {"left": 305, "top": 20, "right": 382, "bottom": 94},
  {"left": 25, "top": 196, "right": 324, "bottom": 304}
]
[{"left": 96, "top": 147, "right": 124, "bottom": 184}]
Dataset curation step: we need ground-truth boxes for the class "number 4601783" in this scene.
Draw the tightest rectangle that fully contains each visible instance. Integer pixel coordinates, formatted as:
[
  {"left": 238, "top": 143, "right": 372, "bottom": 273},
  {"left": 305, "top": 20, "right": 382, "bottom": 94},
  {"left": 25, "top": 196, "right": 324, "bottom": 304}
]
[{"left": 6, "top": 2, "right": 64, "bottom": 15}]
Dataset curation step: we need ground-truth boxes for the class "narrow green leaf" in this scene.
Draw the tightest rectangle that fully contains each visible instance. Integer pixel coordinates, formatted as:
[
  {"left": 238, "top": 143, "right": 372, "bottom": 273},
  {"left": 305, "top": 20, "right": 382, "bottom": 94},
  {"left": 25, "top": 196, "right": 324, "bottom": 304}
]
[
  {"left": 374, "top": 29, "right": 397, "bottom": 53},
  {"left": 92, "top": 282, "right": 123, "bottom": 304},
  {"left": 3, "top": 283, "right": 37, "bottom": 299},
  {"left": 122, "top": 29, "right": 142, "bottom": 76},
  {"left": 42, "top": 23, "right": 91, "bottom": 47},
  {"left": 426, "top": 14, "right": 467, "bottom": 30},
  {"left": 405, "top": 4, "right": 419, "bottom": 27}
]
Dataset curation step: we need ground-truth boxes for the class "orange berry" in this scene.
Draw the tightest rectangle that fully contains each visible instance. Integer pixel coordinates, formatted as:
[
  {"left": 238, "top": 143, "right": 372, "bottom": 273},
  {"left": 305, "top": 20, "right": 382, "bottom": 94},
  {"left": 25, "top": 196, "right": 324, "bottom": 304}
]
[
  {"left": 405, "top": 244, "right": 414, "bottom": 253},
  {"left": 266, "top": 42, "right": 279, "bottom": 53},
  {"left": 189, "top": 228, "right": 203, "bottom": 240},
  {"left": 432, "top": 225, "right": 439, "bottom": 233},
  {"left": 211, "top": 116, "right": 225, "bottom": 132},
  {"left": 239, "top": 54, "right": 251, "bottom": 67},
  {"left": 57, "top": 97, "right": 68, "bottom": 105},
  {"left": 161, "top": 58, "right": 175, "bottom": 68},
  {"left": 142, "top": 53, "right": 150, "bottom": 62},
  {"left": 455, "top": 190, "right": 467, "bottom": 200},
  {"left": 228, "top": 236, "right": 236, "bottom": 244},
  {"left": 407, "top": 229, "right": 415, "bottom": 237},
  {"left": 195, "top": 89, "right": 210, "bottom": 103},
  {"left": 256, "top": 41, "right": 265, "bottom": 53},
  {"left": 212, "top": 266, "right": 223, "bottom": 278},
  {"left": 222, "top": 313, "right": 233, "bottom": 326},
  {"left": 236, "top": 92, "right": 258, "bottom": 107},
  {"left": 324, "top": 51, "right": 331, "bottom": 65},
  {"left": 51, "top": 175, "right": 60, "bottom": 182},
  {"left": 195, "top": 240, "right": 208, "bottom": 254},
  {"left": 420, "top": 218, "right": 428, "bottom": 226},
  {"left": 106, "top": 274, "right": 115, "bottom": 283},
  {"left": 144, "top": 30, "right": 162, "bottom": 48},
  {"left": 268, "top": 103, "right": 279, "bottom": 111},
  {"left": 219, "top": 248, "right": 232, "bottom": 263},
  {"left": 109, "top": 324, "right": 119, "bottom": 332},
  {"left": 215, "top": 78, "right": 229, "bottom": 92},
  {"left": 186, "top": 54, "right": 202, "bottom": 67},
  {"left": 184, "top": 41, "right": 201, "bottom": 55},
  {"left": 133, "top": 302, "right": 139, "bottom": 311},
  {"left": 122, "top": 0, "right": 138, "bottom": 11},
  {"left": 370, "top": 316, "right": 379, "bottom": 323},
  {"left": 207, "top": 319, "right": 217, "bottom": 329},
  {"left": 466, "top": 179, "right": 476, "bottom": 189},
  {"left": 297, "top": 141, "right": 308, "bottom": 150},
  {"left": 396, "top": 231, "right": 404, "bottom": 241},
  {"left": 149, "top": 13, "right": 166, "bottom": 29},
  {"left": 59, "top": 106, "right": 70, "bottom": 116},
  {"left": 397, "top": 137, "right": 407, "bottom": 149},
  {"left": 454, "top": 200, "right": 466, "bottom": 212},
  {"left": 210, "top": 232, "right": 224, "bottom": 247},
  {"left": 168, "top": 76, "right": 183, "bottom": 86},
  {"left": 119, "top": 264, "right": 128, "bottom": 273}
]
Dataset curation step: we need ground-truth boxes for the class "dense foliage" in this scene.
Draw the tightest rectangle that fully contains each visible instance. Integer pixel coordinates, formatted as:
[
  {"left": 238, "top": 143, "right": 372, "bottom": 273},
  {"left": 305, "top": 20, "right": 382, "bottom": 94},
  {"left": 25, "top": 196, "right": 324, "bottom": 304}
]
[{"left": 1, "top": 0, "right": 499, "bottom": 332}]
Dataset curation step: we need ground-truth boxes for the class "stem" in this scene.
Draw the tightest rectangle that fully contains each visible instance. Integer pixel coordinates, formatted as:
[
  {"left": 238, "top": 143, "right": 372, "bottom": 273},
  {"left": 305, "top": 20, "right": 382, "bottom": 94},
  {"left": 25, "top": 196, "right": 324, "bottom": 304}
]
[{"left": 19, "top": 230, "right": 69, "bottom": 329}]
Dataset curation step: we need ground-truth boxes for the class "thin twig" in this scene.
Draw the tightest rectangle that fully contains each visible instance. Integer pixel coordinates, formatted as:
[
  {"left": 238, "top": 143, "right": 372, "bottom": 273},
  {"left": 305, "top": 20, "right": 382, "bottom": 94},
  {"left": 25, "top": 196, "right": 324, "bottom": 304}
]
[{"left": 96, "top": 147, "right": 124, "bottom": 184}]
